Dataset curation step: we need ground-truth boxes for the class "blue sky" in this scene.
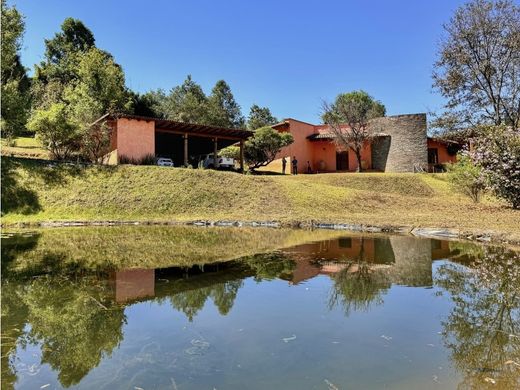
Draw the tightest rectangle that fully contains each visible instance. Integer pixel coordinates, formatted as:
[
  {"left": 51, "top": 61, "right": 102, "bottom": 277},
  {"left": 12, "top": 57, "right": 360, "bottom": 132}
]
[{"left": 13, "top": 0, "right": 466, "bottom": 123}]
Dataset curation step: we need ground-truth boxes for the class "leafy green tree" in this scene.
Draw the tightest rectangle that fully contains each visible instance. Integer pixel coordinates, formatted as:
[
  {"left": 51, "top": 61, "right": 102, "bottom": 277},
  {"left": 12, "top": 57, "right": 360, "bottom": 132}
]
[
  {"left": 34, "top": 17, "right": 95, "bottom": 86},
  {"left": 129, "top": 90, "right": 164, "bottom": 118},
  {"left": 26, "top": 103, "right": 79, "bottom": 160},
  {"left": 207, "top": 80, "right": 245, "bottom": 128},
  {"left": 432, "top": 0, "right": 520, "bottom": 132},
  {"left": 247, "top": 104, "right": 278, "bottom": 130},
  {"left": 1, "top": 0, "right": 30, "bottom": 140},
  {"left": 447, "top": 153, "right": 486, "bottom": 202},
  {"left": 65, "top": 48, "right": 131, "bottom": 161},
  {"left": 322, "top": 90, "right": 386, "bottom": 172},
  {"left": 244, "top": 126, "right": 293, "bottom": 171},
  {"left": 159, "top": 75, "right": 209, "bottom": 124}
]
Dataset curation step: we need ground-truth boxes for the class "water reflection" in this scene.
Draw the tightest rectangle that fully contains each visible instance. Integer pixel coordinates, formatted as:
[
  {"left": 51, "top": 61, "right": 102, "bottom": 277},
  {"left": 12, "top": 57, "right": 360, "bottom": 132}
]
[
  {"left": 1, "top": 228, "right": 519, "bottom": 389},
  {"left": 436, "top": 246, "right": 520, "bottom": 388}
]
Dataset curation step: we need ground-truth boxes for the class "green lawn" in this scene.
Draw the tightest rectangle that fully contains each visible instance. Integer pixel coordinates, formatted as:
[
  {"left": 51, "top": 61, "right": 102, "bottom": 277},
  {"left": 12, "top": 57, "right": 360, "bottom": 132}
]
[
  {"left": 1, "top": 136, "right": 50, "bottom": 160},
  {"left": 2, "top": 156, "right": 519, "bottom": 243}
]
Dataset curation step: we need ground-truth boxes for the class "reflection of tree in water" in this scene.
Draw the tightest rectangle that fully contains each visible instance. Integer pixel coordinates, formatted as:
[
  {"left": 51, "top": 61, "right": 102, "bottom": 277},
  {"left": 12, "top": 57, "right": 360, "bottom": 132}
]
[
  {"left": 327, "top": 238, "right": 391, "bottom": 316},
  {"left": 3, "top": 275, "right": 126, "bottom": 388},
  {"left": 242, "top": 252, "right": 295, "bottom": 281},
  {"left": 170, "top": 280, "right": 243, "bottom": 321},
  {"left": 435, "top": 247, "right": 520, "bottom": 389},
  {"left": 328, "top": 263, "right": 391, "bottom": 316},
  {"left": 169, "top": 252, "right": 295, "bottom": 321}
]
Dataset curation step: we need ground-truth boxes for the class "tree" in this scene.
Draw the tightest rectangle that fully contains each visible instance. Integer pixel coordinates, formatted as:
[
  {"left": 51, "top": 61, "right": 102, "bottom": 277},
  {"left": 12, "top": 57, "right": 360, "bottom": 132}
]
[
  {"left": 244, "top": 126, "right": 293, "bottom": 171},
  {"left": 26, "top": 103, "right": 79, "bottom": 160},
  {"left": 207, "top": 80, "right": 245, "bottom": 128},
  {"left": 129, "top": 90, "right": 164, "bottom": 118},
  {"left": 473, "top": 125, "right": 520, "bottom": 208},
  {"left": 36, "top": 17, "right": 95, "bottom": 85},
  {"left": 432, "top": 0, "right": 520, "bottom": 132},
  {"left": 247, "top": 104, "right": 277, "bottom": 130},
  {"left": 447, "top": 153, "right": 486, "bottom": 202},
  {"left": 65, "top": 48, "right": 131, "bottom": 161},
  {"left": 160, "top": 75, "right": 209, "bottom": 124},
  {"left": 322, "top": 90, "right": 386, "bottom": 172},
  {"left": 1, "top": 0, "right": 30, "bottom": 140}
]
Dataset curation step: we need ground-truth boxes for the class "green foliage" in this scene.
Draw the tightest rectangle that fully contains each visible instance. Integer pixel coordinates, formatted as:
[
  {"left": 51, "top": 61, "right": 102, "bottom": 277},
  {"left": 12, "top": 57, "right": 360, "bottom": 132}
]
[
  {"left": 447, "top": 153, "right": 485, "bottom": 203},
  {"left": 1, "top": 0, "right": 31, "bottom": 139},
  {"left": 219, "top": 145, "right": 240, "bottom": 160},
  {"left": 432, "top": 0, "right": 520, "bottom": 131},
  {"left": 36, "top": 17, "right": 95, "bottom": 84},
  {"left": 207, "top": 80, "right": 245, "bottom": 128},
  {"left": 141, "top": 76, "right": 246, "bottom": 128},
  {"left": 322, "top": 90, "right": 386, "bottom": 172},
  {"left": 247, "top": 104, "right": 278, "bottom": 130},
  {"left": 18, "top": 275, "right": 125, "bottom": 387},
  {"left": 473, "top": 126, "right": 520, "bottom": 209},
  {"left": 156, "top": 75, "right": 209, "bottom": 124},
  {"left": 129, "top": 90, "right": 164, "bottom": 117},
  {"left": 26, "top": 103, "right": 79, "bottom": 160},
  {"left": 322, "top": 90, "right": 386, "bottom": 125},
  {"left": 30, "top": 18, "right": 130, "bottom": 162},
  {"left": 244, "top": 126, "right": 294, "bottom": 170},
  {"left": 435, "top": 247, "right": 520, "bottom": 388}
]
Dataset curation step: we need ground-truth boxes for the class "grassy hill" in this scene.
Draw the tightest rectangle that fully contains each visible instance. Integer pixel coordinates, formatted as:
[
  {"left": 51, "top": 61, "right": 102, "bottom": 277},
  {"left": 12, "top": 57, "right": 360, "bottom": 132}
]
[{"left": 2, "top": 157, "right": 519, "bottom": 241}]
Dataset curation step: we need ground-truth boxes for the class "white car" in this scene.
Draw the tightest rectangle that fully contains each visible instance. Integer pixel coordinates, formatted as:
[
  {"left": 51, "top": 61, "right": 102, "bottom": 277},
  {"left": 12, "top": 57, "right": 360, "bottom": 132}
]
[
  {"left": 202, "top": 154, "right": 235, "bottom": 169},
  {"left": 156, "top": 157, "right": 174, "bottom": 167}
]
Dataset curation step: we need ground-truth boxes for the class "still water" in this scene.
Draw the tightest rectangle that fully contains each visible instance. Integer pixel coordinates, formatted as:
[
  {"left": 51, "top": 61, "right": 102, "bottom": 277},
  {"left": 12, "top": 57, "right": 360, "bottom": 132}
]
[{"left": 1, "top": 227, "right": 519, "bottom": 389}]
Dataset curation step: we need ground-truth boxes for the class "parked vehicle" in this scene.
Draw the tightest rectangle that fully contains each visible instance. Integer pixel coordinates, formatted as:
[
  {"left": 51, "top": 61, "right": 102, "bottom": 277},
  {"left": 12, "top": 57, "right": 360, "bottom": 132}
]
[
  {"left": 156, "top": 157, "right": 174, "bottom": 167},
  {"left": 202, "top": 154, "right": 235, "bottom": 170}
]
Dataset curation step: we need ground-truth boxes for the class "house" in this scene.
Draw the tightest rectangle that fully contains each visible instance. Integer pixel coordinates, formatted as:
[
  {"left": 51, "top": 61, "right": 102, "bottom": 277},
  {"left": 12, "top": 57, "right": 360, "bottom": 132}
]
[
  {"left": 270, "top": 113, "right": 458, "bottom": 173},
  {"left": 100, "top": 114, "right": 252, "bottom": 168}
]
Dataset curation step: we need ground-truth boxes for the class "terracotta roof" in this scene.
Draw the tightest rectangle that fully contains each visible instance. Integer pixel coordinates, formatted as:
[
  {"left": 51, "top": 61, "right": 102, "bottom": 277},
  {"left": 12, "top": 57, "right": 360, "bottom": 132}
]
[
  {"left": 99, "top": 113, "right": 254, "bottom": 140},
  {"left": 307, "top": 132, "right": 390, "bottom": 141}
]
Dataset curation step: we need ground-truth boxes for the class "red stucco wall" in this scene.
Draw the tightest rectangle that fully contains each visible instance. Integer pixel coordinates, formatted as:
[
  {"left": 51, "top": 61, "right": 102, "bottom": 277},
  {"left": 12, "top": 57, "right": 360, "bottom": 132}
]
[
  {"left": 276, "top": 119, "right": 316, "bottom": 173},
  {"left": 427, "top": 139, "right": 457, "bottom": 164},
  {"left": 116, "top": 118, "right": 155, "bottom": 161}
]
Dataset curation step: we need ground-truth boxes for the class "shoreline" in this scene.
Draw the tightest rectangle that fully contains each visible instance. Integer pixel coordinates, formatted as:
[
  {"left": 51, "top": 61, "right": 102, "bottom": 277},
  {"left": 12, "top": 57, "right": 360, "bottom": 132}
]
[{"left": 3, "top": 218, "right": 519, "bottom": 247}]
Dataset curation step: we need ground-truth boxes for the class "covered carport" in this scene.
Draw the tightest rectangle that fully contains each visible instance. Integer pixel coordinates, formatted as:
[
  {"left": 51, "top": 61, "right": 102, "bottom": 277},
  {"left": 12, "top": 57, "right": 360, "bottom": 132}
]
[
  {"left": 104, "top": 114, "right": 252, "bottom": 170},
  {"left": 154, "top": 118, "right": 251, "bottom": 169}
]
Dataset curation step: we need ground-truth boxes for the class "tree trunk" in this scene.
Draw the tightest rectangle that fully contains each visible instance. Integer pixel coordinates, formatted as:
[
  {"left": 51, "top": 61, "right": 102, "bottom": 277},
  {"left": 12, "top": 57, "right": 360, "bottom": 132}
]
[{"left": 355, "top": 149, "right": 363, "bottom": 172}]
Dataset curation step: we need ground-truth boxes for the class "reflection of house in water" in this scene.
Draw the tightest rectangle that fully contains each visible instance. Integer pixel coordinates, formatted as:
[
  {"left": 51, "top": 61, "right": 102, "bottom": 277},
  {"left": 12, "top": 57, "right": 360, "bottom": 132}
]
[
  {"left": 107, "top": 237, "right": 459, "bottom": 305},
  {"left": 109, "top": 269, "right": 155, "bottom": 303},
  {"left": 284, "top": 236, "right": 454, "bottom": 287}
]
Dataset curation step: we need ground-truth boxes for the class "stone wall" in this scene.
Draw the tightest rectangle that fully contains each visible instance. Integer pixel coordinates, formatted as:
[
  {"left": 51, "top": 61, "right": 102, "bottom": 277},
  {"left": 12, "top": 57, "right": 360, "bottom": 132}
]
[{"left": 370, "top": 113, "right": 427, "bottom": 172}]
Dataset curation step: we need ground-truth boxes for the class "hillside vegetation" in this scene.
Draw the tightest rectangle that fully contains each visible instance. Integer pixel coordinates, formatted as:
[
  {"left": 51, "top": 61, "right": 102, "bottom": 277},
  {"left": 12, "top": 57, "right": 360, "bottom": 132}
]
[{"left": 2, "top": 157, "right": 519, "bottom": 239}]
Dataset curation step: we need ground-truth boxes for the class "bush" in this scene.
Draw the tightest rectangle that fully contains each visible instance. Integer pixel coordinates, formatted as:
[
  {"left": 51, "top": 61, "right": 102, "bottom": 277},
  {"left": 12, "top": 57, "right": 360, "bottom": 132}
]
[
  {"left": 447, "top": 154, "right": 485, "bottom": 203},
  {"left": 473, "top": 126, "right": 520, "bottom": 209},
  {"left": 118, "top": 153, "right": 156, "bottom": 165},
  {"left": 26, "top": 103, "right": 80, "bottom": 160}
]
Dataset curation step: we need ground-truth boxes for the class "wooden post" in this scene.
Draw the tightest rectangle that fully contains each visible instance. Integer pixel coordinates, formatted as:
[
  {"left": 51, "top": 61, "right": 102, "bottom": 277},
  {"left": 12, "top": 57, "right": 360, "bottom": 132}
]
[
  {"left": 183, "top": 133, "right": 188, "bottom": 167},
  {"left": 213, "top": 138, "right": 219, "bottom": 169},
  {"left": 239, "top": 139, "right": 245, "bottom": 173}
]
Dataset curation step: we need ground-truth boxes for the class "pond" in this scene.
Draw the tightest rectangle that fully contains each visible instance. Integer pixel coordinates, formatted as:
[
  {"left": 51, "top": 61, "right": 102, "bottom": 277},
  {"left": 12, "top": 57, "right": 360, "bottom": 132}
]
[{"left": 1, "top": 226, "right": 519, "bottom": 389}]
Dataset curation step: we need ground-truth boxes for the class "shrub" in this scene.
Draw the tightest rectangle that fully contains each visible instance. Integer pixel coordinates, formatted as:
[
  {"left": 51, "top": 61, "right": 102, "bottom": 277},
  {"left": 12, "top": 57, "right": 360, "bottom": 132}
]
[
  {"left": 473, "top": 126, "right": 520, "bottom": 209},
  {"left": 26, "top": 103, "right": 80, "bottom": 160},
  {"left": 447, "top": 153, "right": 485, "bottom": 203},
  {"left": 118, "top": 153, "right": 156, "bottom": 165}
]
